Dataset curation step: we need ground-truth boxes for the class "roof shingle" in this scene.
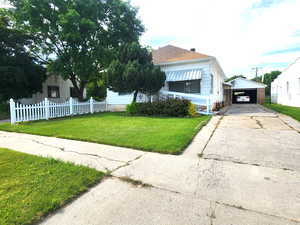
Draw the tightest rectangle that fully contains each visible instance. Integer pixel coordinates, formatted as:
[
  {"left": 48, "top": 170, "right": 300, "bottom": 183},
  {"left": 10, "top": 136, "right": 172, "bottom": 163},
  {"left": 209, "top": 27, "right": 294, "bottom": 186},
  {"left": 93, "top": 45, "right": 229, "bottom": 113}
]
[{"left": 152, "top": 45, "right": 210, "bottom": 64}]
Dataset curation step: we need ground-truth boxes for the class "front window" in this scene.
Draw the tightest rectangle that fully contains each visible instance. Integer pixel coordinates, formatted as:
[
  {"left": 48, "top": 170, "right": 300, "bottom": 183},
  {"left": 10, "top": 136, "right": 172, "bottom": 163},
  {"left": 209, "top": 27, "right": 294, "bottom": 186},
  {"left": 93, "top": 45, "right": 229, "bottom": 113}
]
[
  {"left": 168, "top": 79, "right": 201, "bottom": 94},
  {"left": 48, "top": 86, "right": 60, "bottom": 98}
]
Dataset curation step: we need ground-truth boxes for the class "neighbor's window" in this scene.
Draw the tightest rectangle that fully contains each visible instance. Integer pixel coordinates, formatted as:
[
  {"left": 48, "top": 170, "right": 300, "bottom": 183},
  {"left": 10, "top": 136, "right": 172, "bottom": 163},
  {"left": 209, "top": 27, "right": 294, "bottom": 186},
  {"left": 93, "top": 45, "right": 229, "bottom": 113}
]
[
  {"left": 48, "top": 86, "right": 60, "bottom": 98},
  {"left": 168, "top": 79, "right": 201, "bottom": 94},
  {"left": 286, "top": 81, "right": 289, "bottom": 94}
]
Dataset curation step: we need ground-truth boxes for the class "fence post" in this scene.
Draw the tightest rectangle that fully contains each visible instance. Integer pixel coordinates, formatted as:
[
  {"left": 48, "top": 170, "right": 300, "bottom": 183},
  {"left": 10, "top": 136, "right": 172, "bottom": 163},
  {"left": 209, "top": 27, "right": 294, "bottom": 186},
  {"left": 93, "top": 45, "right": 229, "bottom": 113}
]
[
  {"left": 9, "top": 99, "right": 16, "bottom": 124},
  {"left": 105, "top": 98, "right": 108, "bottom": 111},
  {"left": 69, "top": 97, "right": 73, "bottom": 115},
  {"left": 45, "top": 98, "right": 49, "bottom": 120},
  {"left": 90, "top": 97, "right": 94, "bottom": 114}
]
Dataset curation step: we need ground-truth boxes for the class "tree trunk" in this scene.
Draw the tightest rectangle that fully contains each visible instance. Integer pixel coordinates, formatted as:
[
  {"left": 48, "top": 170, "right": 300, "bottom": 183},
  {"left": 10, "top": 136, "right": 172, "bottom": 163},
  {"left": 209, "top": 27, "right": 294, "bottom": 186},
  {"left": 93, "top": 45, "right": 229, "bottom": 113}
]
[
  {"left": 132, "top": 90, "right": 138, "bottom": 103},
  {"left": 69, "top": 75, "right": 85, "bottom": 101}
]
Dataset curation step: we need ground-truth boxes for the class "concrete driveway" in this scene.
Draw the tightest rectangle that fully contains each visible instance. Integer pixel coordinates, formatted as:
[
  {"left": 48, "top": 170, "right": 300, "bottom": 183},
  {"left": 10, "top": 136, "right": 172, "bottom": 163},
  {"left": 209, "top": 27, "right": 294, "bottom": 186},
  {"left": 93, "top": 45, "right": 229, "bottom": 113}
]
[{"left": 0, "top": 104, "right": 299, "bottom": 225}]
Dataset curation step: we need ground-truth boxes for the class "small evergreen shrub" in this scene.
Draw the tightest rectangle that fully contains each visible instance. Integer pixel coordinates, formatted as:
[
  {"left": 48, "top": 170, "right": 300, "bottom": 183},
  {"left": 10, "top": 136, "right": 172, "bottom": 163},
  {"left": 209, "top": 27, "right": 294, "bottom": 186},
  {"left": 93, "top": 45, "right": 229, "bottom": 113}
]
[
  {"left": 126, "top": 102, "right": 138, "bottom": 115},
  {"left": 126, "top": 98, "right": 197, "bottom": 117}
]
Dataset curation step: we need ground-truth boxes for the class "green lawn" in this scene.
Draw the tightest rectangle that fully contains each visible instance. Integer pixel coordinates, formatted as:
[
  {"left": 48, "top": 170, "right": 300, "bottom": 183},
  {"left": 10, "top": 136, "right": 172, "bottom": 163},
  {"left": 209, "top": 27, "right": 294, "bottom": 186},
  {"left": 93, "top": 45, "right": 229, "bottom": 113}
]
[
  {"left": 264, "top": 103, "right": 300, "bottom": 122},
  {"left": 0, "top": 148, "right": 104, "bottom": 225},
  {"left": 0, "top": 112, "right": 211, "bottom": 154}
]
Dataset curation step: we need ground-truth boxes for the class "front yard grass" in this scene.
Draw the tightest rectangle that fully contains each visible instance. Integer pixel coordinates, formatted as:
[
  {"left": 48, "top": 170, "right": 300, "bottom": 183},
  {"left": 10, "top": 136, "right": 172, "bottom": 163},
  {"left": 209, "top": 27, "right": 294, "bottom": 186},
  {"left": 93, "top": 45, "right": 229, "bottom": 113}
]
[
  {"left": 0, "top": 112, "right": 211, "bottom": 154},
  {"left": 264, "top": 103, "right": 300, "bottom": 122},
  {"left": 0, "top": 148, "right": 104, "bottom": 225}
]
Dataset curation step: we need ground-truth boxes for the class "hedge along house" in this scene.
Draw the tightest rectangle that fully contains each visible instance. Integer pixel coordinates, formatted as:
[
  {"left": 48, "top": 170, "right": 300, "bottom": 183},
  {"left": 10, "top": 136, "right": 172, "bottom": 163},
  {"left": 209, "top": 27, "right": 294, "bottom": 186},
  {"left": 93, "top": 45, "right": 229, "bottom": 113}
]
[
  {"left": 107, "top": 45, "right": 228, "bottom": 113},
  {"left": 228, "top": 77, "right": 266, "bottom": 104},
  {"left": 271, "top": 58, "right": 300, "bottom": 107}
]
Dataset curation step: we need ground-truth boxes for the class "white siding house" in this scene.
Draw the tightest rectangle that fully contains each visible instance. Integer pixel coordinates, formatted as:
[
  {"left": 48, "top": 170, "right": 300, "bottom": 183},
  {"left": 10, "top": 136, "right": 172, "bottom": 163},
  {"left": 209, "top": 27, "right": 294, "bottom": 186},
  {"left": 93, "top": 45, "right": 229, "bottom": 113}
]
[
  {"left": 19, "top": 75, "right": 85, "bottom": 104},
  {"left": 106, "top": 45, "right": 226, "bottom": 112},
  {"left": 271, "top": 58, "right": 300, "bottom": 107}
]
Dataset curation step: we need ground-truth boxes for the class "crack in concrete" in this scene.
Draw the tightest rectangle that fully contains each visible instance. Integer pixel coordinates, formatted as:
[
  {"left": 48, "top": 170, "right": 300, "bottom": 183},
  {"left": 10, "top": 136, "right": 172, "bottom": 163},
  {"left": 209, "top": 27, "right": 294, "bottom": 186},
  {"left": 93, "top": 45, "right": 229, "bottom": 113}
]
[
  {"left": 203, "top": 155, "right": 295, "bottom": 172},
  {"left": 3, "top": 135, "right": 147, "bottom": 173},
  {"left": 215, "top": 201, "right": 300, "bottom": 223},
  {"left": 28, "top": 138, "right": 128, "bottom": 164},
  {"left": 277, "top": 116, "right": 300, "bottom": 134},
  {"left": 110, "top": 154, "right": 146, "bottom": 174},
  {"left": 207, "top": 201, "right": 217, "bottom": 225},
  {"left": 113, "top": 175, "right": 182, "bottom": 194},
  {"left": 199, "top": 116, "right": 224, "bottom": 157},
  {"left": 250, "top": 116, "right": 264, "bottom": 129}
]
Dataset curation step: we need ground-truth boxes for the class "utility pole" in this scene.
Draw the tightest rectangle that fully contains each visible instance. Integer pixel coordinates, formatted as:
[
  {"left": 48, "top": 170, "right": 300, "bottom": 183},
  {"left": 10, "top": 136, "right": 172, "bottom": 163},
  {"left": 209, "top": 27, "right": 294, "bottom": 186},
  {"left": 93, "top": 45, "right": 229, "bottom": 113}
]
[{"left": 252, "top": 67, "right": 262, "bottom": 78}]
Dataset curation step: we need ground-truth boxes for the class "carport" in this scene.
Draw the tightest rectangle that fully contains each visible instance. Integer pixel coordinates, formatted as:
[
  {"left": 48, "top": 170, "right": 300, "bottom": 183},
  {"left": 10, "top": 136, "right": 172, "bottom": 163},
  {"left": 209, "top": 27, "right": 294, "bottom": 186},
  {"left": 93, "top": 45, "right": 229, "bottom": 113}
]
[{"left": 228, "top": 77, "right": 266, "bottom": 104}]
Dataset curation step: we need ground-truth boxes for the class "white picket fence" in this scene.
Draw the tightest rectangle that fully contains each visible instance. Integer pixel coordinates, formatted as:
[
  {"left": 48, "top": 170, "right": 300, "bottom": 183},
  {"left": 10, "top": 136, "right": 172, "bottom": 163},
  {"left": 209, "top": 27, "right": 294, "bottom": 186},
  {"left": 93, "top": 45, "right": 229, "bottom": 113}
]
[{"left": 9, "top": 97, "right": 108, "bottom": 124}]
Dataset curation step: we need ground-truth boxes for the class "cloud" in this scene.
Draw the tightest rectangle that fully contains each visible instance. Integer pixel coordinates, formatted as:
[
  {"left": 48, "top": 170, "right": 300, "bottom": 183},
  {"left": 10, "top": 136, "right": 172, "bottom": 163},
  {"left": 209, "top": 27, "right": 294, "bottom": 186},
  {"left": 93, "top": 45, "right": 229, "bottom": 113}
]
[
  {"left": 131, "top": 0, "right": 300, "bottom": 78},
  {"left": 251, "top": 0, "right": 284, "bottom": 8},
  {"left": 265, "top": 46, "right": 300, "bottom": 55}
]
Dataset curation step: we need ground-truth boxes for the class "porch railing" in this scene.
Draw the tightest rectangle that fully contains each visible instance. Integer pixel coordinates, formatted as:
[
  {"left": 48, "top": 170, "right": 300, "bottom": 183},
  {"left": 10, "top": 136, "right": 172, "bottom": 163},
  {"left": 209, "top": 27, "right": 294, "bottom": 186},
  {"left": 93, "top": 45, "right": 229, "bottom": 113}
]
[
  {"left": 9, "top": 97, "right": 108, "bottom": 124},
  {"left": 160, "top": 91, "right": 215, "bottom": 114}
]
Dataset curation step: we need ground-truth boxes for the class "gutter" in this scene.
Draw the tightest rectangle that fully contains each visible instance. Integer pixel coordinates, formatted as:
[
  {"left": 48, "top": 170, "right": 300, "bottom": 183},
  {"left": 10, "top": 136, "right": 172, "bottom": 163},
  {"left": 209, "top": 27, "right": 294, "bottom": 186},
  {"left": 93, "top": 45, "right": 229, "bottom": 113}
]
[{"left": 155, "top": 57, "right": 214, "bottom": 66}]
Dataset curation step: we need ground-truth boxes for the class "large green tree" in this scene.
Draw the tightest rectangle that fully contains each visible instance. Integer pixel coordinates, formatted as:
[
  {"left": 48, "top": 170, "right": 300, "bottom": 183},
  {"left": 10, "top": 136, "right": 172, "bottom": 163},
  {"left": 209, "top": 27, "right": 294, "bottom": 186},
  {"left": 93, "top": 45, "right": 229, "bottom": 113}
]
[
  {"left": 9, "top": 0, "right": 144, "bottom": 100},
  {"left": 0, "top": 9, "right": 46, "bottom": 102},
  {"left": 225, "top": 75, "right": 246, "bottom": 82},
  {"left": 252, "top": 70, "right": 281, "bottom": 96},
  {"left": 107, "top": 42, "right": 166, "bottom": 102}
]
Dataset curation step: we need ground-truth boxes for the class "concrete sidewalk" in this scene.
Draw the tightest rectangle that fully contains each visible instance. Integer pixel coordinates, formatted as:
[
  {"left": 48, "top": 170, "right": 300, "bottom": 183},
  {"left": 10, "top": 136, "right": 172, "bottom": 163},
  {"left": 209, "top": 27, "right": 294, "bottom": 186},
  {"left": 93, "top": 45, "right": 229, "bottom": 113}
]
[{"left": 0, "top": 104, "right": 300, "bottom": 224}]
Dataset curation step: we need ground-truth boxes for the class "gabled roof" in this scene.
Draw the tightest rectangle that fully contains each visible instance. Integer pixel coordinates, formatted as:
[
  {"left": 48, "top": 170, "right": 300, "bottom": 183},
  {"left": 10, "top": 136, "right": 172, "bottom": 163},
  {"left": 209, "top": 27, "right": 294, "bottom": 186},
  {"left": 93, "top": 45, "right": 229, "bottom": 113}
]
[
  {"left": 229, "top": 77, "right": 267, "bottom": 89},
  {"left": 152, "top": 45, "right": 211, "bottom": 64}
]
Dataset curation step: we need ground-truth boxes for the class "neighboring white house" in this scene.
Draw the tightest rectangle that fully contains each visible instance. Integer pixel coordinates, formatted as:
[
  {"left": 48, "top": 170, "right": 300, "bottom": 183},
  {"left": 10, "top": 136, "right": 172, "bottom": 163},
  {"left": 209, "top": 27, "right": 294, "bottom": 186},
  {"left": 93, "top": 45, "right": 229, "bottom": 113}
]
[
  {"left": 271, "top": 58, "right": 300, "bottom": 107},
  {"left": 19, "top": 75, "right": 85, "bottom": 104},
  {"left": 107, "top": 45, "right": 227, "bottom": 112}
]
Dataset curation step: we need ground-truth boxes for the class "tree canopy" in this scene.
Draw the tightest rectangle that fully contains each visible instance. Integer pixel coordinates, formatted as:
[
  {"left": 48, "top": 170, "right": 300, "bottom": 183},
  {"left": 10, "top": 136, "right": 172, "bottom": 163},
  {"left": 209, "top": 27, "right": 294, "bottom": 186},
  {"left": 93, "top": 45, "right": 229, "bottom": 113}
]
[
  {"left": 0, "top": 9, "right": 46, "bottom": 102},
  {"left": 225, "top": 75, "right": 246, "bottom": 82},
  {"left": 107, "top": 42, "right": 166, "bottom": 102},
  {"left": 9, "top": 0, "right": 144, "bottom": 100},
  {"left": 252, "top": 70, "right": 281, "bottom": 96}
]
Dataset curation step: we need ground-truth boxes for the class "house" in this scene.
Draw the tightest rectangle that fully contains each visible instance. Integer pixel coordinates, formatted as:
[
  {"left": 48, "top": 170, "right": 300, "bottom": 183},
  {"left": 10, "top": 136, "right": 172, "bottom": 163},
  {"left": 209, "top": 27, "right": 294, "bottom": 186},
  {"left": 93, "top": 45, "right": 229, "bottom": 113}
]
[
  {"left": 19, "top": 75, "right": 86, "bottom": 104},
  {"left": 107, "top": 45, "right": 228, "bottom": 113},
  {"left": 271, "top": 58, "right": 300, "bottom": 107},
  {"left": 227, "top": 77, "right": 266, "bottom": 104}
]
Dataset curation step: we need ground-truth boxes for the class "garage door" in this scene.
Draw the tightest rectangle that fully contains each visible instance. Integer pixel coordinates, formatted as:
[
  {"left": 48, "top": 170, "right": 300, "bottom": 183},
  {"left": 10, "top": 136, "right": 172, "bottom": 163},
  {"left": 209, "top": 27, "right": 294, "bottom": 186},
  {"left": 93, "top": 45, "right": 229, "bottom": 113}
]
[{"left": 232, "top": 89, "right": 257, "bottom": 104}]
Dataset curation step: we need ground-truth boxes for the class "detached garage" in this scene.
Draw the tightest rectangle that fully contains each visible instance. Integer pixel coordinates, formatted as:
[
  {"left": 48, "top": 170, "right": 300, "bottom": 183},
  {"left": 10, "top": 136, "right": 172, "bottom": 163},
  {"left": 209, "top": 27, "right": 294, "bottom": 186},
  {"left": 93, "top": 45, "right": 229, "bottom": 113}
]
[{"left": 228, "top": 78, "right": 266, "bottom": 104}]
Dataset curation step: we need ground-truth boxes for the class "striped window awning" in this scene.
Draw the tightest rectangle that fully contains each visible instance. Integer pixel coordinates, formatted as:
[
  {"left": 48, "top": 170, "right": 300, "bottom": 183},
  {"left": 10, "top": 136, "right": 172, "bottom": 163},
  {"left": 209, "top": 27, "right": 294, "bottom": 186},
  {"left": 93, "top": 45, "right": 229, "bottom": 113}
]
[{"left": 165, "top": 69, "right": 202, "bottom": 82}]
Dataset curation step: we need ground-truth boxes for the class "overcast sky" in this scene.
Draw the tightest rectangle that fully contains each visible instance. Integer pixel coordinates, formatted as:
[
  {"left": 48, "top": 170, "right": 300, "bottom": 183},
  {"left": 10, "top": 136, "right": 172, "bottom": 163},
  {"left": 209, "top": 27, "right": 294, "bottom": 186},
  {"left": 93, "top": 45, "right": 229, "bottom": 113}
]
[
  {"left": 1, "top": 0, "right": 299, "bottom": 78},
  {"left": 131, "top": 0, "right": 300, "bottom": 78}
]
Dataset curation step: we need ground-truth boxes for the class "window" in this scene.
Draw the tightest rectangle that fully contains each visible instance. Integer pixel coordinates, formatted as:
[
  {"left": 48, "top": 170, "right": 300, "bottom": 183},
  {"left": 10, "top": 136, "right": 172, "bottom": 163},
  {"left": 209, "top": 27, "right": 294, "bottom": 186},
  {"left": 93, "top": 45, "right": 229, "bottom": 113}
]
[
  {"left": 168, "top": 79, "right": 201, "bottom": 94},
  {"left": 286, "top": 81, "right": 289, "bottom": 94},
  {"left": 298, "top": 78, "right": 300, "bottom": 93},
  {"left": 70, "top": 87, "right": 77, "bottom": 98},
  {"left": 48, "top": 86, "right": 60, "bottom": 98}
]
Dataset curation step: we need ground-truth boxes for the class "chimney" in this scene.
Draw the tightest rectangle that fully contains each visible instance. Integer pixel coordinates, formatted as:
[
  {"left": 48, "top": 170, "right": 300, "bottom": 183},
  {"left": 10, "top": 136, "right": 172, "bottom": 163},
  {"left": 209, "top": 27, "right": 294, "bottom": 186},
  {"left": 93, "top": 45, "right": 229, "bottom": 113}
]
[{"left": 190, "top": 48, "right": 196, "bottom": 52}]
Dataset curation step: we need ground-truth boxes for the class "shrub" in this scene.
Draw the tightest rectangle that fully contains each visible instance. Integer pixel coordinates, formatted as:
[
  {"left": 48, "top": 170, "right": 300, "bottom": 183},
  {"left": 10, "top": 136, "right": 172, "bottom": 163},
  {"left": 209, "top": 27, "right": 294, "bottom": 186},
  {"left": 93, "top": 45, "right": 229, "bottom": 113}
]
[
  {"left": 126, "top": 102, "right": 138, "bottom": 115},
  {"left": 127, "top": 98, "right": 197, "bottom": 117}
]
